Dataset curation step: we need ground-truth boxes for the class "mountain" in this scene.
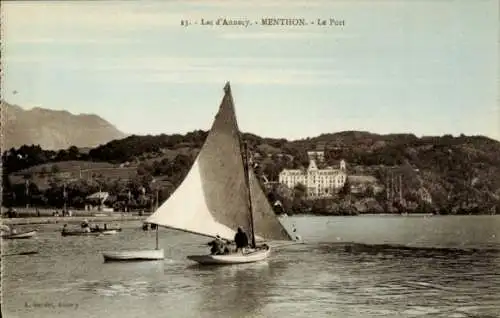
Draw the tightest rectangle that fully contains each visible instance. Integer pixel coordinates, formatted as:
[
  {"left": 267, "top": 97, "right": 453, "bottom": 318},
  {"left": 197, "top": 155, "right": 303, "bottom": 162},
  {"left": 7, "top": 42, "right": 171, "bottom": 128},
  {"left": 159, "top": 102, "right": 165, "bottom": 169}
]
[{"left": 2, "top": 102, "right": 127, "bottom": 150}]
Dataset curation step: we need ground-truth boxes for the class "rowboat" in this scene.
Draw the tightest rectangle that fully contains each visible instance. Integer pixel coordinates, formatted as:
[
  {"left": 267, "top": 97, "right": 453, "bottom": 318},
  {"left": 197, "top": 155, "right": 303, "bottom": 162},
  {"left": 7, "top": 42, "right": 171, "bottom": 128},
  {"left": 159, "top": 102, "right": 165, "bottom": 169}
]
[
  {"left": 61, "top": 231, "right": 102, "bottom": 237},
  {"left": 102, "top": 249, "right": 164, "bottom": 262},
  {"left": 1, "top": 230, "right": 37, "bottom": 239}
]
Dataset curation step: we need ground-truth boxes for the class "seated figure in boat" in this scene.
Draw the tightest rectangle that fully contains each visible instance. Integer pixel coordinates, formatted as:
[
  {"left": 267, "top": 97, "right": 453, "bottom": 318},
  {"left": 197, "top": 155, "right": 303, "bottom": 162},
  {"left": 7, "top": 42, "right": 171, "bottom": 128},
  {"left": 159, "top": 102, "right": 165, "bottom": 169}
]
[
  {"left": 292, "top": 224, "right": 302, "bottom": 242},
  {"left": 234, "top": 227, "right": 249, "bottom": 252},
  {"left": 208, "top": 235, "right": 229, "bottom": 255},
  {"left": 62, "top": 224, "right": 68, "bottom": 234},
  {"left": 80, "top": 221, "right": 91, "bottom": 233},
  {"left": 81, "top": 220, "right": 89, "bottom": 228}
]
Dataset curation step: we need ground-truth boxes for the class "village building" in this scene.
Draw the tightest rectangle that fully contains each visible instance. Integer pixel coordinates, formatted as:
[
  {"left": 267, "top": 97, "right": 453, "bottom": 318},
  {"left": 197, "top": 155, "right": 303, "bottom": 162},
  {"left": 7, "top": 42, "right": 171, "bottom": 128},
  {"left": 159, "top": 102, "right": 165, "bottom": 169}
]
[
  {"left": 278, "top": 151, "right": 347, "bottom": 198},
  {"left": 348, "top": 175, "right": 384, "bottom": 194},
  {"left": 85, "top": 191, "right": 113, "bottom": 211}
]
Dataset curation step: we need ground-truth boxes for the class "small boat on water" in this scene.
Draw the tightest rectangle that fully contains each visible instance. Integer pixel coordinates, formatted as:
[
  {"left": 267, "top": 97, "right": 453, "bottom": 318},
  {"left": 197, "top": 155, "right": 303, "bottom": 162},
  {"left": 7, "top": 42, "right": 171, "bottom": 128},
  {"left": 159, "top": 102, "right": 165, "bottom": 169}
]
[
  {"left": 61, "top": 229, "right": 119, "bottom": 236},
  {"left": 100, "top": 230, "right": 118, "bottom": 235},
  {"left": 91, "top": 226, "right": 122, "bottom": 233},
  {"left": 4, "top": 250, "right": 39, "bottom": 256},
  {"left": 102, "top": 225, "right": 163, "bottom": 261},
  {"left": 103, "top": 248, "right": 164, "bottom": 261},
  {"left": 2, "top": 230, "right": 37, "bottom": 240},
  {"left": 187, "top": 244, "right": 271, "bottom": 265},
  {"left": 61, "top": 221, "right": 121, "bottom": 237},
  {"left": 142, "top": 223, "right": 157, "bottom": 231},
  {"left": 61, "top": 230, "right": 101, "bottom": 237}
]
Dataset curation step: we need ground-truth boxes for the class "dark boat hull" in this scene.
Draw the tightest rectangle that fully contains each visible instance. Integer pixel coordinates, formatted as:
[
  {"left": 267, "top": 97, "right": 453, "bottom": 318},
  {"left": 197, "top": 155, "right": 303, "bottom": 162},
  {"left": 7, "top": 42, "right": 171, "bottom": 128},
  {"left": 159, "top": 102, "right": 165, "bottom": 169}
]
[{"left": 1, "top": 230, "right": 37, "bottom": 239}]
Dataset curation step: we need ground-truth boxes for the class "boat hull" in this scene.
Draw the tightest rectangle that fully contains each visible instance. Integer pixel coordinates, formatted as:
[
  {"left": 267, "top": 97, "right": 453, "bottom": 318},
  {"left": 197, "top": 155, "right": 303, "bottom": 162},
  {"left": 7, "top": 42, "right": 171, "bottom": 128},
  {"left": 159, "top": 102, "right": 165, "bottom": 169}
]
[
  {"left": 62, "top": 231, "right": 102, "bottom": 237},
  {"left": 187, "top": 245, "right": 271, "bottom": 265},
  {"left": 2, "top": 230, "right": 37, "bottom": 239},
  {"left": 102, "top": 249, "right": 164, "bottom": 262},
  {"left": 91, "top": 228, "right": 122, "bottom": 233},
  {"left": 100, "top": 230, "right": 118, "bottom": 235}
]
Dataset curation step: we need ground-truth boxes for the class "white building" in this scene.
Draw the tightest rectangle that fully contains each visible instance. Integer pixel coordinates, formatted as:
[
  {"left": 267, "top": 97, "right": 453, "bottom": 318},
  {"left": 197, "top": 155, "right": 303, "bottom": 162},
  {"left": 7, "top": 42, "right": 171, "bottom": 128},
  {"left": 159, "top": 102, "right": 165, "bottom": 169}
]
[
  {"left": 307, "top": 151, "right": 325, "bottom": 163},
  {"left": 279, "top": 152, "right": 347, "bottom": 198}
]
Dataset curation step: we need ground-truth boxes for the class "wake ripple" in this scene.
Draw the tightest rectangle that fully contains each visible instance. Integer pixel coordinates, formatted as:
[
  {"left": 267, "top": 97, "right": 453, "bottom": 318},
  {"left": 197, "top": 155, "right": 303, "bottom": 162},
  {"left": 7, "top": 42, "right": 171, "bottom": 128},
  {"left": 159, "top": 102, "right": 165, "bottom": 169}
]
[{"left": 307, "top": 242, "right": 500, "bottom": 257}]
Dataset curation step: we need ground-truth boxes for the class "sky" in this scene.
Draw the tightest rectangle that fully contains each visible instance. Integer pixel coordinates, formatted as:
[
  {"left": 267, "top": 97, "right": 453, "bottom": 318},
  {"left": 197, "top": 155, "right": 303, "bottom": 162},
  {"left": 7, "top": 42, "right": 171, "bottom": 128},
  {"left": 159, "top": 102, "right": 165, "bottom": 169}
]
[{"left": 2, "top": 0, "right": 499, "bottom": 141}]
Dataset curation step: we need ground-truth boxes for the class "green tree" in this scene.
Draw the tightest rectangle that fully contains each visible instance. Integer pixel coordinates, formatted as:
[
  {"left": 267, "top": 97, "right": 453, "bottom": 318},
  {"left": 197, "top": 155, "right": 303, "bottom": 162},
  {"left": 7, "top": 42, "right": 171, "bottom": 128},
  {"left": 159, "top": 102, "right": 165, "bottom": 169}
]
[
  {"left": 39, "top": 166, "right": 48, "bottom": 177},
  {"left": 51, "top": 164, "right": 60, "bottom": 174},
  {"left": 68, "top": 146, "right": 80, "bottom": 159},
  {"left": 338, "top": 178, "right": 351, "bottom": 198}
]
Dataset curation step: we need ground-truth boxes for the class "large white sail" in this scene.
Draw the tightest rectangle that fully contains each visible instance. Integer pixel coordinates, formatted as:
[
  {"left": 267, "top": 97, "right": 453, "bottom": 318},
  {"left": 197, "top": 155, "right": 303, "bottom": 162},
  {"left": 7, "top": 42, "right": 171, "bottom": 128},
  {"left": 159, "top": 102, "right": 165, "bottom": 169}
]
[
  {"left": 146, "top": 82, "right": 292, "bottom": 242},
  {"left": 146, "top": 159, "right": 240, "bottom": 240}
]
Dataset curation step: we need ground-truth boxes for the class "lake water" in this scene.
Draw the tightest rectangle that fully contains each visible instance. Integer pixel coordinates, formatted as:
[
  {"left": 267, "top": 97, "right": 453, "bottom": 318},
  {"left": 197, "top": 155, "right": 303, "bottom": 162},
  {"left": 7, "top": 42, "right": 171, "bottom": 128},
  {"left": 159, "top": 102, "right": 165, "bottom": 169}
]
[{"left": 3, "top": 215, "right": 500, "bottom": 318}]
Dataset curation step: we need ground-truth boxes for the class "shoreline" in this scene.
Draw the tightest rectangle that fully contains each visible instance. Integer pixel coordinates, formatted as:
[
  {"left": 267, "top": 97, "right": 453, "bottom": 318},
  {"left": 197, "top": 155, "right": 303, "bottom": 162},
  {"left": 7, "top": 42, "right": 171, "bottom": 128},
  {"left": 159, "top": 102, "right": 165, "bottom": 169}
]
[
  {"left": 4, "top": 213, "right": 497, "bottom": 226},
  {"left": 2, "top": 215, "right": 147, "bottom": 226}
]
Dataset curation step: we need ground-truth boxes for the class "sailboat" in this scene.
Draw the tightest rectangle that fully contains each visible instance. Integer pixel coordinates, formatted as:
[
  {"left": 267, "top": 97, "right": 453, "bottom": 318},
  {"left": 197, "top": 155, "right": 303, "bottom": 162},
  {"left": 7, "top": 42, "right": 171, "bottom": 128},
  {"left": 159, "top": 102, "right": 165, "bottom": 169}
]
[
  {"left": 102, "top": 226, "right": 163, "bottom": 261},
  {"left": 102, "top": 82, "right": 293, "bottom": 264}
]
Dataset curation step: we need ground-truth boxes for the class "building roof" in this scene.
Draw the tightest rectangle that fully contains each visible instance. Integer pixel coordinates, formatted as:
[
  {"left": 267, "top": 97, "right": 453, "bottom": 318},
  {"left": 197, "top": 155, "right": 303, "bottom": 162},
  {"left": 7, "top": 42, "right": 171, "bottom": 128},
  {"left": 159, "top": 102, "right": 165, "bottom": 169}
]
[
  {"left": 86, "top": 191, "right": 109, "bottom": 202},
  {"left": 308, "top": 159, "right": 318, "bottom": 170},
  {"left": 347, "top": 175, "right": 378, "bottom": 184}
]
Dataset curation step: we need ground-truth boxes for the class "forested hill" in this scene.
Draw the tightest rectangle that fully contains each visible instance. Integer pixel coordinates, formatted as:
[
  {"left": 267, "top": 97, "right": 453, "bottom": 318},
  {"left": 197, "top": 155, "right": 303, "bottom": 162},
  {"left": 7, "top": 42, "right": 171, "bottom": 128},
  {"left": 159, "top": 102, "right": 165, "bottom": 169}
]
[{"left": 3, "top": 131, "right": 500, "bottom": 214}]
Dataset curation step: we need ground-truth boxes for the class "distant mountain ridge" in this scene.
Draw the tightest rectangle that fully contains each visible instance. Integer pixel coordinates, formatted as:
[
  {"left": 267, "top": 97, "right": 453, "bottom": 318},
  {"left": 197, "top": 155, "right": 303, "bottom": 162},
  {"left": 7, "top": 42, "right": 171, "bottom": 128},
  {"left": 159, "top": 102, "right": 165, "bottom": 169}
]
[{"left": 2, "top": 101, "right": 127, "bottom": 150}]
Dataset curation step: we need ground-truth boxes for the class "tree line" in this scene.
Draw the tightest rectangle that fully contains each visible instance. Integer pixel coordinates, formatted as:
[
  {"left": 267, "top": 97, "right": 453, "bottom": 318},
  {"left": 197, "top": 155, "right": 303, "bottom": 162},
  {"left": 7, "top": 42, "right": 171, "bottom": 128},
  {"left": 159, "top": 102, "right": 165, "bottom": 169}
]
[{"left": 3, "top": 131, "right": 500, "bottom": 215}]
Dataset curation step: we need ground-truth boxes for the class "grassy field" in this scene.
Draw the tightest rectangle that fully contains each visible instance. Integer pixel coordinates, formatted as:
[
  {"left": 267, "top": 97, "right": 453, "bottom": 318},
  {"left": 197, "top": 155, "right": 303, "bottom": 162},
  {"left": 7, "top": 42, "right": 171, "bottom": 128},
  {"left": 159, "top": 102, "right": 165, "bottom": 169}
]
[
  {"left": 2, "top": 215, "right": 147, "bottom": 226},
  {"left": 1, "top": 207, "right": 150, "bottom": 225},
  {"left": 9, "top": 160, "right": 139, "bottom": 189}
]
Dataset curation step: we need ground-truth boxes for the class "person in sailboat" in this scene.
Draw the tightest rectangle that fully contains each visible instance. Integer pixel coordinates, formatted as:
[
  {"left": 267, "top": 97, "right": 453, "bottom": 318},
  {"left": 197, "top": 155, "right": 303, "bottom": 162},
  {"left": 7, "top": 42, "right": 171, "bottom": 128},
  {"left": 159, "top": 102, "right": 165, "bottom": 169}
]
[
  {"left": 81, "top": 220, "right": 91, "bottom": 233},
  {"left": 81, "top": 219, "right": 89, "bottom": 228},
  {"left": 234, "top": 227, "right": 249, "bottom": 252},
  {"left": 208, "top": 235, "right": 228, "bottom": 255},
  {"left": 292, "top": 224, "right": 302, "bottom": 242}
]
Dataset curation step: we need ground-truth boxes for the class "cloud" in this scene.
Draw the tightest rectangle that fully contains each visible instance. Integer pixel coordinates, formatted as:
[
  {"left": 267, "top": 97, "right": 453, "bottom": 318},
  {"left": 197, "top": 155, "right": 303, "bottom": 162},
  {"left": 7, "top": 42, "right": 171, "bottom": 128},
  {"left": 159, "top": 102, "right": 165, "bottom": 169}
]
[
  {"left": 9, "top": 37, "right": 140, "bottom": 45},
  {"left": 5, "top": 55, "right": 338, "bottom": 68},
  {"left": 132, "top": 67, "right": 361, "bottom": 86},
  {"left": 3, "top": 1, "right": 183, "bottom": 31},
  {"left": 2, "top": 52, "right": 358, "bottom": 86}
]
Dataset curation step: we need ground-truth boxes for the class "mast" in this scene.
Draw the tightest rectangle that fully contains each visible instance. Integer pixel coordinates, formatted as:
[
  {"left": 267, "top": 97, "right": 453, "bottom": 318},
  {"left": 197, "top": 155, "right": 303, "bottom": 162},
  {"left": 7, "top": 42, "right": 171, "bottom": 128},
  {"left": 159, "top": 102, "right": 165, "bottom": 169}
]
[
  {"left": 155, "top": 189, "right": 159, "bottom": 210},
  {"left": 242, "top": 142, "right": 256, "bottom": 248},
  {"left": 390, "top": 172, "right": 394, "bottom": 208},
  {"left": 399, "top": 174, "right": 403, "bottom": 204},
  {"left": 63, "top": 183, "right": 67, "bottom": 213},
  {"left": 155, "top": 226, "right": 159, "bottom": 250},
  {"left": 227, "top": 81, "right": 256, "bottom": 247},
  {"left": 25, "top": 179, "right": 30, "bottom": 208}
]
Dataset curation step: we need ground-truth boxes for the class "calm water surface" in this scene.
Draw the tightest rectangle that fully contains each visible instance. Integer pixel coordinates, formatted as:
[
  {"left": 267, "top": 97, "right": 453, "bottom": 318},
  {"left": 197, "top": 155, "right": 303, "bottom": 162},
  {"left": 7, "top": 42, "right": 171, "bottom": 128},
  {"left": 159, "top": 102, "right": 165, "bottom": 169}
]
[{"left": 3, "top": 215, "right": 500, "bottom": 318}]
